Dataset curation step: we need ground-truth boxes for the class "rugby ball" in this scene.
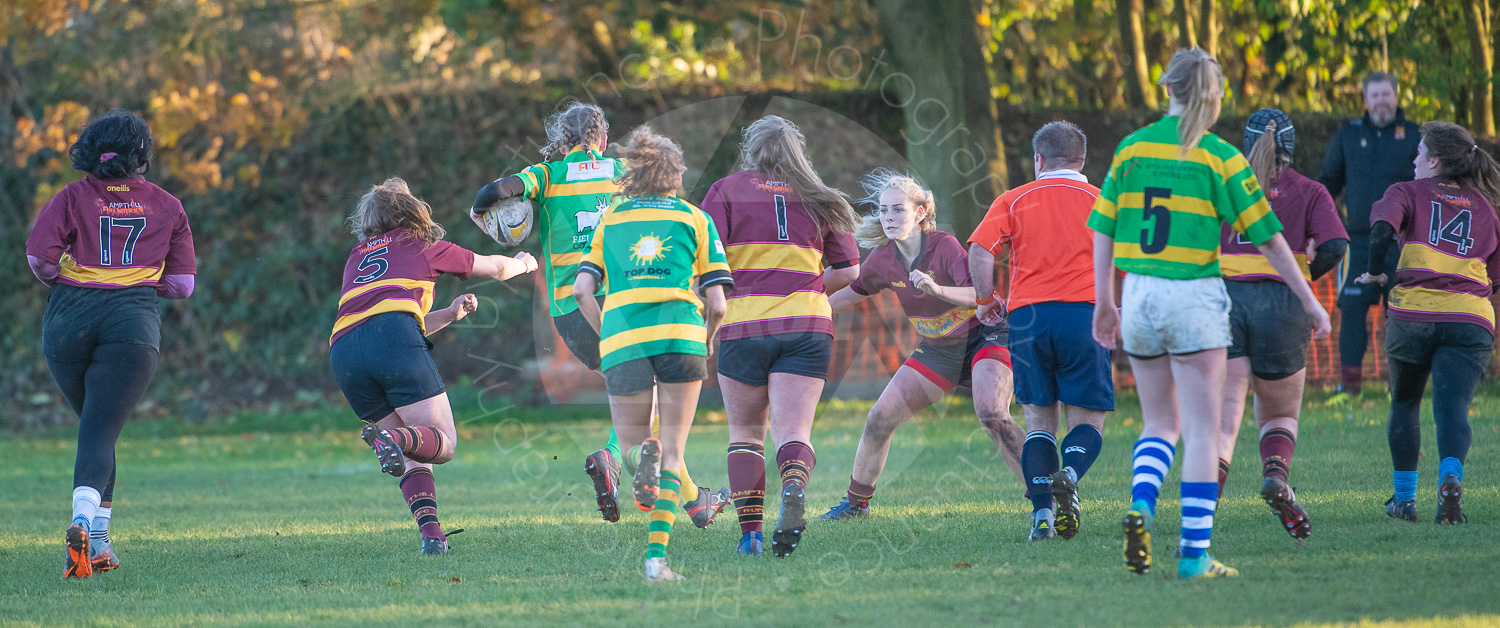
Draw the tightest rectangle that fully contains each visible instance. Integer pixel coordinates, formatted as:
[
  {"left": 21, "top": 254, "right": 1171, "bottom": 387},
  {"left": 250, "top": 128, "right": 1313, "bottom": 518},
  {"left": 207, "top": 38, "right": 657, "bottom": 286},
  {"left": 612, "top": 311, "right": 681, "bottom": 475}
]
[{"left": 479, "top": 196, "right": 535, "bottom": 247}]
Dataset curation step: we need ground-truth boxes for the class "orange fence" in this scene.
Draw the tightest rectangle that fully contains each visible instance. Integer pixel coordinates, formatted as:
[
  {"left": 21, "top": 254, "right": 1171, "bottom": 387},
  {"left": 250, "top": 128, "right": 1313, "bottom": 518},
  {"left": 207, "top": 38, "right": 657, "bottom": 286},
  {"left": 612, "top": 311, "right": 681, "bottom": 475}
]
[{"left": 535, "top": 271, "right": 1381, "bottom": 401}]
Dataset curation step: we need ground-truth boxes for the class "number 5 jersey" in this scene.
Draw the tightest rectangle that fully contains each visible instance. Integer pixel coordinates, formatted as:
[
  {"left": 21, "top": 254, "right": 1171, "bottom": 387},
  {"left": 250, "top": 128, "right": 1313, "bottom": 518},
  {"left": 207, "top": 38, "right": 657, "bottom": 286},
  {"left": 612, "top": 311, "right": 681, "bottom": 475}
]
[
  {"left": 331, "top": 230, "right": 475, "bottom": 345},
  {"left": 26, "top": 175, "right": 196, "bottom": 290},
  {"left": 1372, "top": 178, "right": 1500, "bottom": 332}
]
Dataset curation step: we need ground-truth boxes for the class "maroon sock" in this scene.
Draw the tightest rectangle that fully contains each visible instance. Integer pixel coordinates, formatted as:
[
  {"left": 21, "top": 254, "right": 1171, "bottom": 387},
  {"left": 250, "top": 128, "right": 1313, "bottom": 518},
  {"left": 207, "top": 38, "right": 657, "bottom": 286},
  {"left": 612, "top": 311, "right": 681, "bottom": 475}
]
[
  {"left": 1260, "top": 428, "right": 1297, "bottom": 482},
  {"left": 399, "top": 468, "right": 443, "bottom": 540},
  {"left": 847, "top": 477, "right": 876, "bottom": 507},
  {"left": 388, "top": 427, "right": 445, "bottom": 463},
  {"left": 1341, "top": 365, "right": 1363, "bottom": 395},
  {"left": 1217, "top": 458, "right": 1231, "bottom": 499},
  {"left": 776, "top": 441, "right": 816, "bottom": 489},
  {"left": 727, "top": 442, "right": 766, "bottom": 535}
]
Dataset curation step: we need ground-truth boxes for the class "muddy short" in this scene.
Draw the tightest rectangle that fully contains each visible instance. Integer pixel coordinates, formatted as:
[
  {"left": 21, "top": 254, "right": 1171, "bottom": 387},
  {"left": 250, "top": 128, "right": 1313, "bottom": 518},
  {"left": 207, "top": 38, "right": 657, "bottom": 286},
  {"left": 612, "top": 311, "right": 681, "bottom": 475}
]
[{"left": 1120, "top": 273, "right": 1231, "bottom": 358}]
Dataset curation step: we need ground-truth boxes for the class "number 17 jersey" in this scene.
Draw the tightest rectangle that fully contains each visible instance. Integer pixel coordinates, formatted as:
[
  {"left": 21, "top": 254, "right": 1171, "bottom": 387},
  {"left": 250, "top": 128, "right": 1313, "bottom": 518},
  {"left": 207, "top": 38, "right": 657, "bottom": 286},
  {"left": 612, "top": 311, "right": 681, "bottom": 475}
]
[
  {"left": 1087, "top": 115, "right": 1283, "bottom": 280},
  {"left": 26, "top": 175, "right": 196, "bottom": 289}
]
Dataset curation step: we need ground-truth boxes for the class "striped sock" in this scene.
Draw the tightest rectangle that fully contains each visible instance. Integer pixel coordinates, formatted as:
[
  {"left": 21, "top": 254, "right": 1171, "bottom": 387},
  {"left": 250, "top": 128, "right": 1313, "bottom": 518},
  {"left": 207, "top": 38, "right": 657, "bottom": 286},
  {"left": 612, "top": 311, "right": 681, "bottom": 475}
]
[
  {"left": 1130, "top": 437, "right": 1175, "bottom": 516},
  {"left": 90, "top": 506, "right": 112, "bottom": 546},
  {"left": 1260, "top": 428, "right": 1296, "bottom": 482},
  {"left": 727, "top": 442, "right": 765, "bottom": 534},
  {"left": 847, "top": 477, "right": 876, "bottom": 508},
  {"left": 776, "top": 441, "right": 815, "bottom": 489},
  {"left": 400, "top": 468, "right": 443, "bottom": 540},
  {"left": 1179, "top": 482, "right": 1218, "bottom": 558},
  {"left": 646, "top": 470, "right": 681, "bottom": 559},
  {"left": 388, "top": 427, "right": 446, "bottom": 464}
]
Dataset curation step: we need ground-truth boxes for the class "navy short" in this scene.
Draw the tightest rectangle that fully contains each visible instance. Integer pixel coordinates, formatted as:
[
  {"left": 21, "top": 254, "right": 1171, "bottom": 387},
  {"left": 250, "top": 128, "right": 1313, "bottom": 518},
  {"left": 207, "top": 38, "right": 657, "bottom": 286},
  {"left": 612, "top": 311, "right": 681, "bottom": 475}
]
[
  {"left": 1006, "top": 302, "right": 1115, "bottom": 411},
  {"left": 604, "top": 352, "right": 709, "bottom": 396},
  {"left": 43, "top": 285, "right": 162, "bottom": 360},
  {"left": 904, "top": 323, "right": 1010, "bottom": 391},
  {"left": 717, "top": 332, "right": 833, "bottom": 386},
  {"left": 330, "top": 312, "right": 447, "bottom": 423}
]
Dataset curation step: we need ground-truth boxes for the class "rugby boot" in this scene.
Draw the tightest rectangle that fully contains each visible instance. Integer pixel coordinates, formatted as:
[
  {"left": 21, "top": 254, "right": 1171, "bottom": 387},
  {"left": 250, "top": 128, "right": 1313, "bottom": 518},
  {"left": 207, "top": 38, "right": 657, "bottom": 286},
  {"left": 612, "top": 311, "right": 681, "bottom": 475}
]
[
  {"left": 645, "top": 557, "right": 685, "bottom": 582},
  {"left": 1178, "top": 553, "right": 1239, "bottom": 578},
  {"left": 1261, "top": 476, "right": 1312, "bottom": 540},
  {"left": 736, "top": 531, "right": 764, "bottom": 556},
  {"left": 584, "top": 448, "right": 622, "bottom": 523},
  {"left": 817, "top": 497, "right": 871, "bottom": 521},
  {"left": 1385, "top": 496, "right": 1418, "bottom": 522},
  {"left": 771, "top": 480, "right": 806, "bottom": 558},
  {"left": 63, "top": 520, "right": 92, "bottom": 579},
  {"left": 632, "top": 438, "right": 661, "bottom": 511},
  {"left": 1122, "top": 502, "right": 1153, "bottom": 575},
  {"left": 89, "top": 538, "right": 119, "bottom": 573},
  {"left": 1050, "top": 468, "right": 1081, "bottom": 540},
  {"left": 1436, "top": 474, "right": 1467, "bottom": 524},
  {"left": 1029, "top": 509, "right": 1057, "bottom": 541},
  {"left": 361, "top": 424, "right": 407, "bottom": 477},
  {"left": 683, "top": 486, "right": 731, "bottom": 528}
]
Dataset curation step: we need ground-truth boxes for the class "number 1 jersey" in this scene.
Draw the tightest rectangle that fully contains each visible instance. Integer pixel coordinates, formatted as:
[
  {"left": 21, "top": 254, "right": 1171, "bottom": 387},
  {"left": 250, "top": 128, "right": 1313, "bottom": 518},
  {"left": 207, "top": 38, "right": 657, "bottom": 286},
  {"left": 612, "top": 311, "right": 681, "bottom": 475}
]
[
  {"left": 331, "top": 230, "right": 475, "bottom": 345},
  {"left": 26, "top": 175, "right": 196, "bottom": 290},
  {"left": 1372, "top": 178, "right": 1500, "bottom": 332}
]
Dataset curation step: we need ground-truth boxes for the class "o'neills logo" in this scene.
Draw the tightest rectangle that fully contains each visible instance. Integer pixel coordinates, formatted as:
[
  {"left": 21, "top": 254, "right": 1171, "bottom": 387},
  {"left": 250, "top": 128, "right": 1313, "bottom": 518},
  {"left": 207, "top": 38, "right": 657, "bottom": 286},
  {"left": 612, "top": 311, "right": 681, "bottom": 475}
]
[
  {"left": 102, "top": 201, "right": 145, "bottom": 216},
  {"left": 106, "top": 184, "right": 131, "bottom": 192},
  {"left": 359, "top": 235, "right": 394, "bottom": 253}
]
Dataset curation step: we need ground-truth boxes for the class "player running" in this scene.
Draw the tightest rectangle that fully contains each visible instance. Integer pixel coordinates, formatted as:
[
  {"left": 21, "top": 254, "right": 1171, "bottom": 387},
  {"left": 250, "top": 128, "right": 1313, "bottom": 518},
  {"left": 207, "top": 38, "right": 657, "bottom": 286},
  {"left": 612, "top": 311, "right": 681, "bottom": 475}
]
[
  {"left": 572, "top": 126, "right": 733, "bottom": 581},
  {"left": 1356, "top": 121, "right": 1500, "bottom": 525},
  {"left": 467, "top": 102, "right": 727, "bottom": 527},
  {"left": 333, "top": 177, "right": 537, "bottom": 555},
  {"left": 967, "top": 122, "right": 1113, "bottom": 542},
  {"left": 816, "top": 170, "right": 1022, "bottom": 524},
  {"left": 1216, "top": 109, "right": 1349, "bottom": 541},
  {"left": 1089, "top": 49, "right": 1330, "bottom": 578},
  {"left": 26, "top": 110, "right": 197, "bottom": 578},
  {"left": 701, "top": 115, "right": 861, "bottom": 557}
]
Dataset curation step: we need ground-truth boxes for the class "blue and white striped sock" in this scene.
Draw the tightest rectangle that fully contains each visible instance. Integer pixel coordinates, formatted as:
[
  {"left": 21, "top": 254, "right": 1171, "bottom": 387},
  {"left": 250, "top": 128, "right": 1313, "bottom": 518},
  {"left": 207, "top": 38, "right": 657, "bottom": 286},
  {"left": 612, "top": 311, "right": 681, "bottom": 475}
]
[
  {"left": 1179, "top": 482, "right": 1218, "bottom": 559},
  {"left": 1130, "top": 437, "right": 1175, "bottom": 516}
]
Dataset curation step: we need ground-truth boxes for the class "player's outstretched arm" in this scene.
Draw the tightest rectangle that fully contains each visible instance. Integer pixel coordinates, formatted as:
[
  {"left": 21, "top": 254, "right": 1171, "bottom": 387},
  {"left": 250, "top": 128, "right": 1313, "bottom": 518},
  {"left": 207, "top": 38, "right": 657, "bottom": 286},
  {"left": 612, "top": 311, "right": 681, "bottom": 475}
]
[
  {"left": 910, "top": 269, "right": 978, "bottom": 307},
  {"left": 1255, "top": 233, "right": 1332, "bottom": 339},
  {"left": 424, "top": 294, "right": 478, "bottom": 336},
  {"left": 827, "top": 285, "right": 870, "bottom": 314},
  {"left": 471, "top": 250, "right": 538, "bottom": 281},
  {"left": 572, "top": 272, "right": 603, "bottom": 334}
]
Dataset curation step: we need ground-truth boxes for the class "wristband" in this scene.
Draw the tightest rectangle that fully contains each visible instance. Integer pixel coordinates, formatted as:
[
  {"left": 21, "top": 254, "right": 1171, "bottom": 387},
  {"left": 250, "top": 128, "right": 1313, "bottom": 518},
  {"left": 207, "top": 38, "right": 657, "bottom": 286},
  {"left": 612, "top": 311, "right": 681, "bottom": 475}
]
[{"left": 976, "top": 293, "right": 997, "bottom": 306}]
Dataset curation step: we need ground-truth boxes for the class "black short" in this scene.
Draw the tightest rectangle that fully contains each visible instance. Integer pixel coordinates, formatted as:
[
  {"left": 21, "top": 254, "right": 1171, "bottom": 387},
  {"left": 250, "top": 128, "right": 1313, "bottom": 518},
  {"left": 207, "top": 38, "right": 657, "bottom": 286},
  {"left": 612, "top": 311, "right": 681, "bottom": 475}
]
[
  {"left": 1384, "top": 318, "right": 1494, "bottom": 371},
  {"left": 1226, "top": 280, "right": 1312, "bottom": 379},
  {"left": 603, "top": 353, "right": 709, "bottom": 396},
  {"left": 717, "top": 332, "right": 833, "bottom": 386},
  {"left": 554, "top": 304, "right": 602, "bottom": 371},
  {"left": 905, "top": 323, "right": 1010, "bottom": 391},
  {"left": 42, "top": 285, "right": 161, "bottom": 361},
  {"left": 330, "top": 312, "right": 447, "bottom": 424}
]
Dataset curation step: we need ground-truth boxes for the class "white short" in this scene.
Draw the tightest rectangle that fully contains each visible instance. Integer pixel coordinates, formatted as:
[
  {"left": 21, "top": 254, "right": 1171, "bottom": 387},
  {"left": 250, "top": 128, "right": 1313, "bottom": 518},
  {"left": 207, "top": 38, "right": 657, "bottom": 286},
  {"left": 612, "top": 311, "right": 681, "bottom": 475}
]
[{"left": 1120, "top": 273, "right": 1232, "bottom": 358}]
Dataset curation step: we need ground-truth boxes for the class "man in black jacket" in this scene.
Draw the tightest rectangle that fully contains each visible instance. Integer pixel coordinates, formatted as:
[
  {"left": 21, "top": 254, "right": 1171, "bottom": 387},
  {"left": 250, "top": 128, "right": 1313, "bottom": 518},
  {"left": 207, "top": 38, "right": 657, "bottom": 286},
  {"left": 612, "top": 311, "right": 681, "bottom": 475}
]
[{"left": 1319, "top": 71, "right": 1421, "bottom": 394}]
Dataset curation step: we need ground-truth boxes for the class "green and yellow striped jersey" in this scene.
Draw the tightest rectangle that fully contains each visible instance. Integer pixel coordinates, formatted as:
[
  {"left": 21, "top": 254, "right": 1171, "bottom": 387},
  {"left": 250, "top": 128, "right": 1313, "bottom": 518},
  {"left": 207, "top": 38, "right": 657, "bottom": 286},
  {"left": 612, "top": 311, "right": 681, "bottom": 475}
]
[
  {"left": 516, "top": 146, "right": 624, "bottom": 316},
  {"left": 579, "top": 194, "right": 733, "bottom": 372},
  {"left": 1087, "top": 115, "right": 1283, "bottom": 279}
]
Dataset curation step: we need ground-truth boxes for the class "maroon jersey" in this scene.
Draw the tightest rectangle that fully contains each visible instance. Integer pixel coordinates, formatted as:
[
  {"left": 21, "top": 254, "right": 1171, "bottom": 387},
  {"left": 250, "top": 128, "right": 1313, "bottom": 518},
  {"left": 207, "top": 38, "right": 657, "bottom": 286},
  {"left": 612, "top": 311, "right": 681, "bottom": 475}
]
[
  {"left": 1219, "top": 168, "right": 1348, "bottom": 282},
  {"left": 701, "top": 171, "right": 860, "bottom": 340},
  {"left": 850, "top": 231, "right": 978, "bottom": 345},
  {"left": 330, "top": 230, "right": 476, "bottom": 344},
  {"left": 1371, "top": 178, "right": 1500, "bottom": 332},
  {"left": 25, "top": 176, "right": 196, "bottom": 289}
]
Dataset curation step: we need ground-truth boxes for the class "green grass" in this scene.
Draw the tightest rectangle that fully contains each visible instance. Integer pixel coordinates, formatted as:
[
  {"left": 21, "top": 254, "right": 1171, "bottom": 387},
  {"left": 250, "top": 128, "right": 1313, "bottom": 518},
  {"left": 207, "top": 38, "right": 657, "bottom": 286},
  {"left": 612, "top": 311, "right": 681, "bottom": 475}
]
[{"left": 2, "top": 391, "right": 1498, "bottom": 627}]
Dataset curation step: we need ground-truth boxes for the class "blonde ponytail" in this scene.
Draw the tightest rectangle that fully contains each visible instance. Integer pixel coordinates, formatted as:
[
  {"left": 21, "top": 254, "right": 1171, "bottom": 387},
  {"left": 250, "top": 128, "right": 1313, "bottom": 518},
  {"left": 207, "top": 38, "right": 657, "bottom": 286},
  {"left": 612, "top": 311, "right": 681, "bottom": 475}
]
[{"left": 1158, "top": 48, "right": 1224, "bottom": 159}]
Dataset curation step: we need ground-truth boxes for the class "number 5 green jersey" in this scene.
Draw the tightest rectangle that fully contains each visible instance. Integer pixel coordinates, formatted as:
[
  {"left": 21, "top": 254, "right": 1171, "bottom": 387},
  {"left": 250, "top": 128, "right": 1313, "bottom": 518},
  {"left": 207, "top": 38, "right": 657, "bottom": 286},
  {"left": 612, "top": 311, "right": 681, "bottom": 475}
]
[
  {"left": 515, "top": 146, "right": 625, "bottom": 317},
  {"left": 1087, "top": 115, "right": 1283, "bottom": 279}
]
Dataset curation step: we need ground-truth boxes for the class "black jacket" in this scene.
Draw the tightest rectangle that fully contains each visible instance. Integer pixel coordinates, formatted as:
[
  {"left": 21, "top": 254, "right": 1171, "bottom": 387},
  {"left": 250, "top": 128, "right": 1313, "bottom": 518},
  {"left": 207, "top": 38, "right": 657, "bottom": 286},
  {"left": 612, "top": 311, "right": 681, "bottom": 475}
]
[{"left": 1318, "top": 109, "right": 1421, "bottom": 235}]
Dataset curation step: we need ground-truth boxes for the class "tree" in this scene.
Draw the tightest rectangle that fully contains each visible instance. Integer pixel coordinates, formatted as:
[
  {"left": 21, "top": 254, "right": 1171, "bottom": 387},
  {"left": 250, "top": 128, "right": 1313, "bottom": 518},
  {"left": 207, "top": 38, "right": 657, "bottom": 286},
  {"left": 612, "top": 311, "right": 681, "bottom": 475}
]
[
  {"left": 1198, "top": 0, "right": 1217, "bottom": 58},
  {"left": 874, "top": 0, "right": 1006, "bottom": 237},
  {"left": 1117, "top": 0, "right": 1158, "bottom": 109},
  {"left": 1463, "top": 0, "right": 1495, "bottom": 136}
]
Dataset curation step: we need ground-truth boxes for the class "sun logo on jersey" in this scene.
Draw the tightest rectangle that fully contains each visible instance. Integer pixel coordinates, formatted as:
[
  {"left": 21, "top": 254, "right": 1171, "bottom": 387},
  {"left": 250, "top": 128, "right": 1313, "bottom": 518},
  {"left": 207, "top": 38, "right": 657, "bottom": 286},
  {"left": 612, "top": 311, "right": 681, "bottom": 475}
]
[{"left": 629, "top": 234, "right": 672, "bottom": 265}]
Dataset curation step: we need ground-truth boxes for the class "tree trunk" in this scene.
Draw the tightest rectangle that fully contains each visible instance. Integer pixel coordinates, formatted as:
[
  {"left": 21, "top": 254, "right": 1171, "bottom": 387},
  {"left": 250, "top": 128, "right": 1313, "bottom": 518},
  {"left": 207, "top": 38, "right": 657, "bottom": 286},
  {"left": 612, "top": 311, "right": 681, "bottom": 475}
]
[
  {"left": 1465, "top": 0, "right": 1496, "bottom": 136},
  {"left": 1197, "top": 0, "right": 1218, "bottom": 58},
  {"left": 874, "top": 0, "right": 1008, "bottom": 238},
  {"left": 1116, "top": 0, "right": 1158, "bottom": 109},
  {"left": 1175, "top": 0, "right": 1197, "bottom": 48}
]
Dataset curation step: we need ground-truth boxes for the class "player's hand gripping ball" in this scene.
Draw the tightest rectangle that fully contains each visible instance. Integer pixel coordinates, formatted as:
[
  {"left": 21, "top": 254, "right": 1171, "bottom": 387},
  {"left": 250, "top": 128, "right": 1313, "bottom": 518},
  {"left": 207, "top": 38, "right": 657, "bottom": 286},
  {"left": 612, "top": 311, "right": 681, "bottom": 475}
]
[{"left": 476, "top": 197, "right": 536, "bottom": 247}]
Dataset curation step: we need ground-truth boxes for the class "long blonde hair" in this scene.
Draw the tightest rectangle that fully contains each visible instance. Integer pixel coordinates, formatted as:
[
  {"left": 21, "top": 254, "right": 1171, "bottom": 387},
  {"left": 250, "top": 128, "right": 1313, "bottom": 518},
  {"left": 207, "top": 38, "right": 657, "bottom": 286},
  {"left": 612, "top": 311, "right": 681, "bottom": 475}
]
[
  {"left": 614, "top": 125, "right": 685, "bottom": 198},
  {"left": 738, "top": 115, "right": 858, "bottom": 235},
  {"left": 349, "top": 177, "right": 445, "bottom": 245},
  {"left": 541, "top": 102, "right": 609, "bottom": 158},
  {"left": 1158, "top": 48, "right": 1223, "bottom": 159},
  {"left": 854, "top": 169, "right": 936, "bottom": 249}
]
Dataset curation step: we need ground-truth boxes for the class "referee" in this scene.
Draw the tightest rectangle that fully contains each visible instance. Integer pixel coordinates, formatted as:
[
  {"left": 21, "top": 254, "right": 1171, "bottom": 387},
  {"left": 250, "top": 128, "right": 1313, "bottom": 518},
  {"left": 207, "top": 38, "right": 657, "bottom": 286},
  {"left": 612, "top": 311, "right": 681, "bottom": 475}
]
[{"left": 1318, "top": 71, "right": 1420, "bottom": 394}]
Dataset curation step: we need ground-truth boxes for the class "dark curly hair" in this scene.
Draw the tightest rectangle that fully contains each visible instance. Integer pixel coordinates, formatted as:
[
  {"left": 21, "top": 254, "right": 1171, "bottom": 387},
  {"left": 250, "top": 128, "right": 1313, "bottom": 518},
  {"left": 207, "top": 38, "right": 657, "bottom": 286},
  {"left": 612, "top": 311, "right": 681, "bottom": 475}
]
[{"left": 69, "top": 109, "right": 153, "bottom": 179}]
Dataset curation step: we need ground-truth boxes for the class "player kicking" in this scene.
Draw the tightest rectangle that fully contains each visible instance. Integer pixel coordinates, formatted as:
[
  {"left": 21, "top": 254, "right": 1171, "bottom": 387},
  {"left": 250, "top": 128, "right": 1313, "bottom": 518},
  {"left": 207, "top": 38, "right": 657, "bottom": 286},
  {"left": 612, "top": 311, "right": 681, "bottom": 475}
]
[
  {"left": 701, "top": 115, "right": 861, "bottom": 557},
  {"left": 26, "top": 110, "right": 197, "bottom": 578},
  {"left": 572, "top": 126, "right": 733, "bottom": 581},
  {"left": 467, "top": 102, "right": 727, "bottom": 527},
  {"left": 1356, "top": 121, "right": 1500, "bottom": 525},
  {"left": 1090, "top": 49, "right": 1329, "bottom": 578},
  {"left": 817, "top": 170, "right": 1022, "bottom": 524},
  {"left": 967, "top": 122, "right": 1113, "bottom": 542},
  {"left": 1216, "top": 109, "right": 1348, "bottom": 541},
  {"left": 332, "top": 178, "right": 537, "bottom": 555}
]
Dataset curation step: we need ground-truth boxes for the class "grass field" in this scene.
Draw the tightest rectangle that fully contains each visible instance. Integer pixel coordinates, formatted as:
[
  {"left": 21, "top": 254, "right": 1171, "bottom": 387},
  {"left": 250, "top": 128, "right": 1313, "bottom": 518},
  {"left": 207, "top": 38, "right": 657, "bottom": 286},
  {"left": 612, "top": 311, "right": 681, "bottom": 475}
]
[{"left": 2, "top": 389, "right": 1498, "bottom": 627}]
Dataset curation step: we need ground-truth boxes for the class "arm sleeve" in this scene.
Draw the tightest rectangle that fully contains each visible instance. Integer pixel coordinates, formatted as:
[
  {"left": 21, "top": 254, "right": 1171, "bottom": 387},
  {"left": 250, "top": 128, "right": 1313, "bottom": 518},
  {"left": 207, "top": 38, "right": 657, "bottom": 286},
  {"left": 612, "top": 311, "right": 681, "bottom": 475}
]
[
  {"left": 1368, "top": 220, "right": 1398, "bottom": 276},
  {"left": 471, "top": 176, "right": 526, "bottom": 213},
  {"left": 695, "top": 212, "right": 734, "bottom": 295},
  {"left": 967, "top": 194, "right": 1013, "bottom": 255},
  {"left": 24, "top": 186, "right": 74, "bottom": 265},
  {"left": 1308, "top": 238, "right": 1348, "bottom": 281},
  {"left": 426, "top": 241, "right": 476, "bottom": 280},
  {"left": 823, "top": 231, "right": 860, "bottom": 269},
  {"left": 162, "top": 204, "right": 198, "bottom": 275},
  {"left": 1319, "top": 125, "right": 1347, "bottom": 201},
  {"left": 516, "top": 164, "right": 549, "bottom": 201}
]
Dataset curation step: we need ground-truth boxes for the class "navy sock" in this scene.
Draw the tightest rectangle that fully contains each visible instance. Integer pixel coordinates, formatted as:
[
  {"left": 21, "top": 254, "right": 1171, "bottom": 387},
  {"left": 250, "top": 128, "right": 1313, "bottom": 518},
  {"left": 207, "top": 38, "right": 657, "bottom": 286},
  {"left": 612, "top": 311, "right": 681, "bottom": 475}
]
[
  {"left": 1022, "top": 431, "right": 1059, "bottom": 512},
  {"left": 1059, "top": 424, "right": 1103, "bottom": 480}
]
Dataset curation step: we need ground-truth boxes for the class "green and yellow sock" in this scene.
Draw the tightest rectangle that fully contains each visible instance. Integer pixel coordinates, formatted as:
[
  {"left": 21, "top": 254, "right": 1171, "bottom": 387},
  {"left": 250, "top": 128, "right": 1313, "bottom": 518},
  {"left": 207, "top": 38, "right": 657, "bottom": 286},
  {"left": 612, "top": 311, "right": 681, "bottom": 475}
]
[
  {"left": 646, "top": 470, "right": 681, "bottom": 559},
  {"left": 604, "top": 427, "right": 621, "bottom": 461}
]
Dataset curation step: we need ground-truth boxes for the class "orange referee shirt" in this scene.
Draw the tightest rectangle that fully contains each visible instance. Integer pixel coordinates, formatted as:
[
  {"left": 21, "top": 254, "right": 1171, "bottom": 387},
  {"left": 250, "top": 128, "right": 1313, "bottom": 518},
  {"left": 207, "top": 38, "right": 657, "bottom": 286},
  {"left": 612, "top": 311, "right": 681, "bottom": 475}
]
[{"left": 968, "top": 170, "right": 1100, "bottom": 311}]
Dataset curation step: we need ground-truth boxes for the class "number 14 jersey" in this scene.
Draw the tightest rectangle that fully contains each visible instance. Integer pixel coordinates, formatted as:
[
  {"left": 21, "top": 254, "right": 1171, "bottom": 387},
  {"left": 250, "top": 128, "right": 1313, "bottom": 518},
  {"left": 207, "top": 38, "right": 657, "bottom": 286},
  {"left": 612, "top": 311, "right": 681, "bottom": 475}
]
[
  {"left": 1372, "top": 178, "right": 1500, "bottom": 332},
  {"left": 1088, "top": 115, "right": 1282, "bottom": 280}
]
